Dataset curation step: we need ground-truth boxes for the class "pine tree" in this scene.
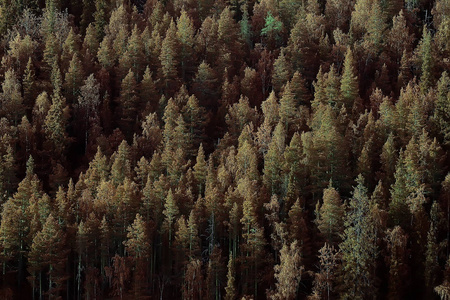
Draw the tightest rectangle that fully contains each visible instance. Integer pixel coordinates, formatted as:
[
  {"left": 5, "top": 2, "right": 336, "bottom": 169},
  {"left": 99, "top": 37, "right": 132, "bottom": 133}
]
[
  {"left": 225, "top": 95, "right": 259, "bottom": 140},
  {"left": 192, "top": 61, "right": 219, "bottom": 109},
  {"left": 309, "top": 243, "right": 340, "bottom": 300},
  {"left": 388, "top": 10, "right": 414, "bottom": 61},
  {"left": 217, "top": 6, "right": 242, "bottom": 74},
  {"left": 97, "top": 34, "right": 114, "bottom": 70},
  {"left": 77, "top": 74, "right": 101, "bottom": 153},
  {"left": 418, "top": 26, "right": 434, "bottom": 93},
  {"left": 425, "top": 202, "right": 441, "bottom": 294},
  {"left": 312, "top": 67, "right": 327, "bottom": 110},
  {"left": 1, "top": 68, "right": 24, "bottom": 125},
  {"left": 163, "top": 189, "right": 179, "bottom": 248},
  {"left": 23, "top": 58, "right": 36, "bottom": 112},
  {"left": 434, "top": 72, "right": 450, "bottom": 145},
  {"left": 117, "top": 69, "right": 139, "bottom": 135},
  {"left": 272, "top": 49, "right": 292, "bottom": 93},
  {"left": 83, "top": 23, "right": 99, "bottom": 56},
  {"left": 271, "top": 241, "right": 304, "bottom": 300},
  {"left": 340, "top": 48, "right": 359, "bottom": 111},
  {"left": 43, "top": 34, "right": 61, "bottom": 71},
  {"left": 315, "top": 182, "right": 345, "bottom": 244},
  {"left": 324, "top": 65, "right": 341, "bottom": 108},
  {"left": 305, "top": 104, "right": 349, "bottom": 194},
  {"left": 193, "top": 144, "right": 207, "bottom": 196},
  {"left": 435, "top": 256, "right": 450, "bottom": 300},
  {"left": 27, "top": 214, "right": 68, "bottom": 299},
  {"left": 287, "top": 198, "right": 311, "bottom": 259},
  {"left": 385, "top": 226, "right": 409, "bottom": 300},
  {"left": 182, "top": 94, "right": 207, "bottom": 151},
  {"left": 94, "top": 0, "right": 108, "bottom": 39},
  {"left": 118, "top": 24, "right": 145, "bottom": 81},
  {"left": 160, "top": 20, "right": 179, "bottom": 95},
  {"left": 64, "top": 53, "right": 84, "bottom": 103},
  {"left": 177, "top": 10, "right": 195, "bottom": 81},
  {"left": 183, "top": 259, "right": 204, "bottom": 300},
  {"left": 124, "top": 213, "right": 150, "bottom": 259},
  {"left": 263, "top": 122, "right": 286, "bottom": 195},
  {"left": 0, "top": 0, "right": 24, "bottom": 34},
  {"left": 339, "top": 175, "right": 377, "bottom": 299},
  {"left": 364, "top": 0, "right": 386, "bottom": 55},
  {"left": 261, "top": 91, "right": 280, "bottom": 128},
  {"left": 110, "top": 140, "right": 132, "bottom": 186},
  {"left": 139, "top": 66, "right": 157, "bottom": 113},
  {"left": 290, "top": 71, "right": 311, "bottom": 106},
  {"left": 43, "top": 91, "right": 69, "bottom": 157},
  {"left": 236, "top": 140, "right": 259, "bottom": 182},
  {"left": 224, "top": 255, "right": 236, "bottom": 300},
  {"left": 279, "top": 82, "right": 298, "bottom": 133},
  {"left": 61, "top": 28, "right": 81, "bottom": 71},
  {"left": 261, "top": 11, "right": 283, "bottom": 49}
]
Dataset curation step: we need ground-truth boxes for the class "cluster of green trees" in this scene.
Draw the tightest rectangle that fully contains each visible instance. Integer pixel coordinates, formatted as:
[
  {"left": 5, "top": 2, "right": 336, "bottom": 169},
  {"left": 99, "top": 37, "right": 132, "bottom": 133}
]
[{"left": 0, "top": 0, "right": 449, "bottom": 299}]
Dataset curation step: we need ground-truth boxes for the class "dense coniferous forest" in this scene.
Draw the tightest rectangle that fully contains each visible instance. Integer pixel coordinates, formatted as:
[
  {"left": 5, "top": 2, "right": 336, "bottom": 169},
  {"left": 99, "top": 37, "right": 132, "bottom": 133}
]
[{"left": 0, "top": 0, "right": 449, "bottom": 299}]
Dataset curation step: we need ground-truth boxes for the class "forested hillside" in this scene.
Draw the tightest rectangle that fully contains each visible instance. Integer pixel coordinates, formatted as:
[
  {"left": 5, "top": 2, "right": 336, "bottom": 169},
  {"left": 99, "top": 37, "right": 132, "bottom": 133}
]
[{"left": 0, "top": 0, "right": 449, "bottom": 299}]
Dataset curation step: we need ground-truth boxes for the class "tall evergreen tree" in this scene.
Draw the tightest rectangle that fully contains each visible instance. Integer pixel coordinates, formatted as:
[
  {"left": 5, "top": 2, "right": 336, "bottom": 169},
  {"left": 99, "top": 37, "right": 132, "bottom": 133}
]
[
  {"left": 339, "top": 175, "right": 378, "bottom": 299},
  {"left": 340, "top": 48, "right": 359, "bottom": 111}
]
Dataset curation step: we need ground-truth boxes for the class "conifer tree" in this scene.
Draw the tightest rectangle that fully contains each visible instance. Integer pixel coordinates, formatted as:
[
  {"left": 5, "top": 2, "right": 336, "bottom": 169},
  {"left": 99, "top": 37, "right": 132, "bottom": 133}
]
[
  {"left": 340, "top": 48, "right": 359, "bottom": 111},
  {"left": 43, "top": 92, "right": 69, "bottom": 157},
  {"left": 43, "top": 33, "right": 61, "bottom": 71},
  {"left": 315, "top": 182, "right": 345, "bottom": 244},
  {"left": 309, "top": 243, "right": 340, "bottom": 300},
  {"left": 339, "top": 175, "right": 377, "bottom": 299},
  {"left": 279, "top": 82, "right": 298, "bottom": 133},
  {"left": 139, "top": 66, "right": 157, "bottom": 113},
  {"left": 224, "top": 255, "right": 236, "bottom": 300},
  {"left": 27, "top": 214, "right": 68, "bottom": 299},
  {"left": 271, "top": 241, "right": 303, "bottom": 300},
  {"left": 419, "top": 26, "right": 434, "bottom": 93},
  {"left": 1, "top": 69, "right": 24, "bottom": 125},
  {"left": 290, "top": 71, "right": 311, "bottom": 106},
  {"left": 83, "top": 23, "right": 99, "bottom": 57},
  {"left": 385, "top": 226, "right": 409, "bottom": 300},
  {"left": 125, "top": 213, "right": 150, "bottom": 260},
  {"left": 434, "top": 72, "right": 450, "bottom": 145},
  {"left": 97, "top": 34, "right": 114, "bottom": 70},
  {"left": 261, "top": 91, "right": 280, "bottom": 128},
  {"left": 160, "top": 20, "right": 179, "bottom": 95},
  {"left": 217, "top": 6, "right": 242, "bottom": 73},
  {"left": 117, "top": 69, "right": 139, "bottom": 135},
  {"left": 110, "top": 140, "right": 132, "bottom": 186},
  {"left": 64, "top": 53, "right": 84, "bottom": 103},
  {"left": 225, "top": 95, "right": 259, "bottom": 140},
  {"left": 272, "top": 49, "right": 292, "bottom": 93},
  {"left": 435, "top": 256, "right": 450, "bottom": 300},
  {"left": 388, "top": 10, "right": 414, "bottom": 61},
  {"left": 93, "top": 0, "right": 108, "bottom": 39},
  {"left": 177, "top": 10, "right": 195, "bottom": 81},
  {"left": 287, "top": 198, "right": 310, "bottom": 258},
  {"left": 193, "top": 144, "right": 207, "bottom": 196},
  {"left": 23, "top": 58, "right": 36, "bottom": 112},
  {"left": 163, "top": 189, "right": 179, "bottom": 248},
  {"left": 263, "top": 122, "right": 286, "bottom": 195},
  {"left": 118, "top": 24, "right": 145, "bottom": 81},
  {"left": 183, "top": 259, "right": 204, "bottom": 300},
  {"left": 61, "top": 28, "right": 81, "bottom": 71},
  {"left": 364, "top": 0, "right": 386, "bottom": 54},
  {"left": 77, "top": 74, "right": 101, "bottom": 153},
  {"left": 425, "top": 204, "right": 440, "bottom": 295},
  {"left": 182, "top": 94, "right": 207, "bottom": 151},
  {"left": 193, "top": 61, "right": 219, "bottom": 108}
]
